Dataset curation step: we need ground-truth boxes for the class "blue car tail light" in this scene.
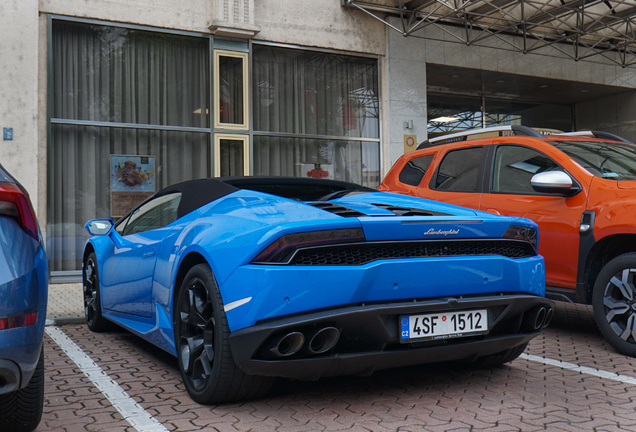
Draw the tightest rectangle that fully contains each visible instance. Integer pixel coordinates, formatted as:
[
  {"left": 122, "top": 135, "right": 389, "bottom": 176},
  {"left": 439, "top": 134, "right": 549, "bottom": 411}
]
[
  {"left": 252, "top": 228, "right": 366, "bottom": 264},
  {"left": 0, "top": 182, "right": 39, "bottom": 241},
  {"left": 0, "top": 311, "right": 38, "bottom": 330},
  {"left": 503, "top": 225, "right": 538, "bottom": 250}
]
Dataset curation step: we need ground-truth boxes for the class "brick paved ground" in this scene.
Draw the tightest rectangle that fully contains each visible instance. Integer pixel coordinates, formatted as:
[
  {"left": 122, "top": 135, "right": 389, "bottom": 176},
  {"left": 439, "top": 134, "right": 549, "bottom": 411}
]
[{"left": 35, "top": 302, "right": 636, "bottom": 431}]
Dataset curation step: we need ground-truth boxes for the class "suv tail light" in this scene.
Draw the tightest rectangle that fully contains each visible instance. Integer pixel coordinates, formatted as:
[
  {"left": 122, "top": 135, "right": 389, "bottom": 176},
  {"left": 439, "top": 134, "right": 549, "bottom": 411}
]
[
  {"left": 0, "top": 311, "right": 38, "bottom": 330},
  {"left": 0, "top": 182, "right": 39, "bottom": 240},
  {"left": 252, "top": 228, "right": 365, "bottom": 264}
]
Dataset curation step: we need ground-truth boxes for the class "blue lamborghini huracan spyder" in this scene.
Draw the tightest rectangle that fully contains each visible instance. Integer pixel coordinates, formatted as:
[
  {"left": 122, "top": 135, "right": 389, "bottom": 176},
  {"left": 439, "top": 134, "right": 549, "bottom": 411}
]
[{"left": 83, "top": 177, "right": 552, "bottom": 404}]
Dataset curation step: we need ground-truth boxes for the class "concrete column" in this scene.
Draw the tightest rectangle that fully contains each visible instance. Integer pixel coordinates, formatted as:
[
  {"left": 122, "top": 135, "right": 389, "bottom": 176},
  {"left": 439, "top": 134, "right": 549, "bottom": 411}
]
[
  {"left": 383, "top": 21, "right": 428, "bottom": 175},
  {"left": 0, "top": 0, "right": 41, "bottom": 213}
]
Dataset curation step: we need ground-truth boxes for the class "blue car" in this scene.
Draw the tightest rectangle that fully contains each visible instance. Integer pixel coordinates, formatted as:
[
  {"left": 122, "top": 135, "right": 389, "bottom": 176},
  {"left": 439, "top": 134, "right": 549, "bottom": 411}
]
[
  {"left": 0, "top": 164, "right": 48, "bottom": 432},
  {"left": 83, "top": 177, "right": 551, "bottom": 404}
]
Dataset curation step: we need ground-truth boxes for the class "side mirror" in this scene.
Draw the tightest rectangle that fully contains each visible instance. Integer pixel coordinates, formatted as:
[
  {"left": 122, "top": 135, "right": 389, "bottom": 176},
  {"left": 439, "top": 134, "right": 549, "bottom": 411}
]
[
  {"left": 85, "top": 219, "right": 114, "bottom": 236},
  {"left": 531, "top": 171, "right": 580, "bottom": 196}
]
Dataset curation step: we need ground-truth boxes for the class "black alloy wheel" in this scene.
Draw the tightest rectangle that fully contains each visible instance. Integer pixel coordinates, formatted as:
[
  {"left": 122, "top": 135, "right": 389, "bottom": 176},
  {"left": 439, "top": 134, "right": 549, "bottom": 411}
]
[
  {"left": 83, "top": 252, "right": 113, "bottom": 332},
  {"left": 175, "top": 263, "right": 273, "bottom": 404},
  {"left": 177, "top": 272, "right": 216, "bottom": 393},
  {"left": 593, "top": 253, "right": 636, "bottom": 357}
]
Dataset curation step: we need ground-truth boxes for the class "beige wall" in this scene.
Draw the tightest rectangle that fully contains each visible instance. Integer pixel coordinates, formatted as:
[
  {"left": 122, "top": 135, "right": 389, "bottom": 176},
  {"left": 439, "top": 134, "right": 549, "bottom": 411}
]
[
  {"left": 254, "top": 0, "right": 385, "bottom": 55},
  {"left": 40, "top": 0, "right": 213, "bottom": 33},
  {"left": 576, "top": 91, "right": 636, "bottom": 144},
  {"left": 40, "top": 0, "right": 386, "bottom": 55},
  {"left": 0, "top": 0, "right": 40, "bottom": 214}
]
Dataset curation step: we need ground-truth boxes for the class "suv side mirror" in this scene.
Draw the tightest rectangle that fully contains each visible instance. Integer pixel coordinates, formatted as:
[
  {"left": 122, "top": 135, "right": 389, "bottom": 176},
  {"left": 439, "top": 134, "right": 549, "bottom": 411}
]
[{"left": 531, "top": 171, "right": 580, "bottom": 196}]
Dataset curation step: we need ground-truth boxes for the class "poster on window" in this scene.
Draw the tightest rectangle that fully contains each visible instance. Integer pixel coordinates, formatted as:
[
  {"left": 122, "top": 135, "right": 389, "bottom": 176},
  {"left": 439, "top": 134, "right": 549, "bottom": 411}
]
[{"left": 110, "top": 155, "right": 155, "bottom": 217}]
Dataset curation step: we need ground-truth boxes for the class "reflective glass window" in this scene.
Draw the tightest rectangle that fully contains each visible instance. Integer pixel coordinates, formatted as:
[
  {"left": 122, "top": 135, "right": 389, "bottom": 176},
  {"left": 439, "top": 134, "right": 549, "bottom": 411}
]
[
  {"left": 492, "top": 146, "right": 562, "bottom": 194},
  {"left": 399, "top": 155, "right": 434, "bottom": 186},
  {"left": 123, "top": 193, "right": 181, "bottom": 235},
  {"left": 253, "top": 46, "right": 380, "bottom": 139},
  {"left": 52, "top": 21, "right": 209, "bottom": 127},
  {"left": 434, "top": 147, "right": 483, "bottom": 191},
  {"left": 253, "top": 136, "right": 380, "bottom": 188},
  {"left": 550, "top": 140, "right": 636, "bottom": 180},
  {"left": 215, "top": 50, "right": 248, "bottom": 130}
]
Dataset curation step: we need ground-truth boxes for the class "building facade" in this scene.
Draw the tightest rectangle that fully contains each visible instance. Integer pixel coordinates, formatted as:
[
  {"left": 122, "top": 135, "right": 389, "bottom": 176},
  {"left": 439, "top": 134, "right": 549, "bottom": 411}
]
[{"left": 2, "top": 0, "right": 636, "bottom": 280}]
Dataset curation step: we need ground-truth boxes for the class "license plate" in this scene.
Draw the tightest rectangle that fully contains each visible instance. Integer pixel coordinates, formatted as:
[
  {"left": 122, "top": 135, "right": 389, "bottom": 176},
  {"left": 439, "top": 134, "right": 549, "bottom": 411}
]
[{"left": 400, "top": 309, "right": 488, "bottom": 342}]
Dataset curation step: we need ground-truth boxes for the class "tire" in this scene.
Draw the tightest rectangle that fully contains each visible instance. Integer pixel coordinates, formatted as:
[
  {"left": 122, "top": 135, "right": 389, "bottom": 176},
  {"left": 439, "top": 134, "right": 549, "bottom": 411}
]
[
  {"left": 175, "top": 264, "right": 273, "bottom": 404},
  {"left": 471, "top": 343, "right": 528, "bottom": 369},
  {"left": 83, "top": 252, "right": 114, "bottom": 332},
  {"left": 0, "top": 346, "right": 45, "bottom": 432},
  {"left": 593, "top": 253, "right": 636, "bottom": 357}
]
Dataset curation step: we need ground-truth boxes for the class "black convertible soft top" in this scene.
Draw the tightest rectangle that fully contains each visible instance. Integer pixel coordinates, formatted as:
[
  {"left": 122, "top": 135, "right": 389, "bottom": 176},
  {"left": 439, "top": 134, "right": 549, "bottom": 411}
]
[
  {"left": 154, "top": 178, "right": 239, "bottom": 220},
  {"left": 131, "top": 177, "right": 374, "bottom": 221}
]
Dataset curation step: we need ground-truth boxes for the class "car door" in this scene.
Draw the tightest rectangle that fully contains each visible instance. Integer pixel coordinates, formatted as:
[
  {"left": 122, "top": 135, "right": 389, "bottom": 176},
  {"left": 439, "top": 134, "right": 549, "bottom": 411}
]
[
  {"left": 100, "top": 192, "right": 182, "bottom": 317},
  {"left": 479, "top": 144, "right": 586, "bottom": 289},
  {"left": 421, "top": 146, "right": 486, "bottom": 210}
]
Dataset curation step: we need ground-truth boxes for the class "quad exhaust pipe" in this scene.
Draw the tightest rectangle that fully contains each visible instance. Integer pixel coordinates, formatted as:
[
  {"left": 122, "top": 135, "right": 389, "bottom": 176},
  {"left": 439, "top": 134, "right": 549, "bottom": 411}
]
[
  {"left": 307, "top": 327, "right": 340, "bottom": 354},
  {"left": 264, "top": 332, "right": 305, "bottom": 358},
  {"left": 544, "top": 306, "right": 554, "bottom": 327},
  {"left": 521, "top": 305, "right": 553, "bottom": 332},
  {"left": 263, "top": 326, "right": 341, "bottom": 358}
]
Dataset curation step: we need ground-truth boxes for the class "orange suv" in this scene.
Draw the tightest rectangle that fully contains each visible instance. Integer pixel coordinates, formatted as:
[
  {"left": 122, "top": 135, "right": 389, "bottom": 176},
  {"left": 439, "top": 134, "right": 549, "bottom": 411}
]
[{"left": 380, "top": 125, "right": 636, "bottom": 356}]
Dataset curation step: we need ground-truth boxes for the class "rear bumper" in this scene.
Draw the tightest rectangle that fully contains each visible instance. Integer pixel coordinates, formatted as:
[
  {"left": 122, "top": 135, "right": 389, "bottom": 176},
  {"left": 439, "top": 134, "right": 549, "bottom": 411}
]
[
  {"left": 222, "top": 255, "right": 546, "bottom": 332},
  {"left": 229, "top": 294, "right": 553, "bottom": 380},
  {"left": 0, "top": 248, "right": 48, "bottom": 395}
]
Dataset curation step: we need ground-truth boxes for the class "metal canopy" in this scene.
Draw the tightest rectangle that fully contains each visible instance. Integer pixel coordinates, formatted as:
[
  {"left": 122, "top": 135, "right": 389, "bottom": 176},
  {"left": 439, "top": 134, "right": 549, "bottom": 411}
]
[{"left": 342, "top": 0, "right": 636, "bottom": 67}]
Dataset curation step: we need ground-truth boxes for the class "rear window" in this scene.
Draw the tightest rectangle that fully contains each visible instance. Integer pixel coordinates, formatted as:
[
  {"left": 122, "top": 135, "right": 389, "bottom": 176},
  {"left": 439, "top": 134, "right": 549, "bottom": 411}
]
[
  {"left": 0, "top": 164, "right": 16, "bottom": 183},
  {"left": 399, "top": 154, "right": 434, "bottom": 186},
  {"left": 549, "top": 140, "right": 636, "bottom": 180}
]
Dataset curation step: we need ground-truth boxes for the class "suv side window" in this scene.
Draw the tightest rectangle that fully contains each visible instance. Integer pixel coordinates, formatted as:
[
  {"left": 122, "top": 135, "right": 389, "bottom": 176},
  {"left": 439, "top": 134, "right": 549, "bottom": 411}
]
[
  {"left": 492, "top": 145, "right": 563, "bottom": 194},
  {"left": 399, "top": 154, "right": 434, "bottom": 186},
  {"left": 122, "top": 193, "right": 182, "bottom": 236},
  {"left": 433, "top": 147, "right": 483, "bottom": 191}
]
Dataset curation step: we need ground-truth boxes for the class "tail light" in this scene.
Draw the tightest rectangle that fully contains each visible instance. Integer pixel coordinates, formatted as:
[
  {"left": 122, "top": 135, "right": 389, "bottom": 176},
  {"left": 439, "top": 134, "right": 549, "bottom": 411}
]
[
  {"left": 0, "top": 312, "right": 38, "bottom": 330},
  {"left": 0, "top": 182, "right": 39, "bottom": 240},
  {"left": 503, "top": 225, "right": 537, "bottom": 250},
  {"left": 252, "top": 228, "right": 365, "bottom": 264}
]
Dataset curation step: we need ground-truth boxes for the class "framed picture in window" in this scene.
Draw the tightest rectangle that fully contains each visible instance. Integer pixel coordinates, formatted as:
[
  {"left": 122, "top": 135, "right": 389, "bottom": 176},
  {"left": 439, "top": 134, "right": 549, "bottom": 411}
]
[{"left": 110, "top": 155, "right": 156, "bottom": 217}]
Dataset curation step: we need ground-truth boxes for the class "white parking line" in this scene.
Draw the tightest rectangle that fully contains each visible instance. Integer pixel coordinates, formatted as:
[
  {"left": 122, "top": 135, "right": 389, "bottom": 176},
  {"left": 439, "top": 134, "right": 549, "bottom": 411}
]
[
  {"left": 45, "top": 327, "right": 169, "bottom": 432},
  {"left": 521, "top": 353, "right": 636, "bottom": 385}
]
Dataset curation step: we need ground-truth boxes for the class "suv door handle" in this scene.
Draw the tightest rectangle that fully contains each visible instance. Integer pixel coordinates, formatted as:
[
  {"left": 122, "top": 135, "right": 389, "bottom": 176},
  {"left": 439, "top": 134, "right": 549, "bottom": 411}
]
[
  {"left": 143, "top": 248, "right": 156, "bottom": 258},
  {"left": 485, "top": 208, "right": 501, "bottom": 215}
]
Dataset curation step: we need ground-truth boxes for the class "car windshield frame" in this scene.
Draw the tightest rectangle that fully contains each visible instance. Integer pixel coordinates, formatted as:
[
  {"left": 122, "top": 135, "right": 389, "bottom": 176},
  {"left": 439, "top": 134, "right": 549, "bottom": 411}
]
[{"left": 548, "top": 140, "right": 636, "bottom": 181}]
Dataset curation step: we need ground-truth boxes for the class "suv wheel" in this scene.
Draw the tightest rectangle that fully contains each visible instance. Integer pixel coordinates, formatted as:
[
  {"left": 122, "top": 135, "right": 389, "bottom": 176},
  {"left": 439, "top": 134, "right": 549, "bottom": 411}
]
[
  {"left": 593, "top": 253, "right": 636, "bottom": 357},
  {"left": 0, "top": 346, "right": 44, "bottom": 432}
]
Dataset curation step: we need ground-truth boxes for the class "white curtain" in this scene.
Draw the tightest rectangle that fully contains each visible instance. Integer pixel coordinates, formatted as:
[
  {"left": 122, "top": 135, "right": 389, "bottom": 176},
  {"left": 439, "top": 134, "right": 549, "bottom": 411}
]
[
  {"left": 252, "top": 45, "right": 380, "bottom": 186},
  {"left": 49, "top": 21, "right": 210, "bottom": 272}
]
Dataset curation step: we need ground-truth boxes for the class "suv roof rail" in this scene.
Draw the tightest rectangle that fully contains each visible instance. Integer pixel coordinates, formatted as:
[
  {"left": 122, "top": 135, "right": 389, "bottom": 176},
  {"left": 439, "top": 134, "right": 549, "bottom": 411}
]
[
  {"left": 554, "top": 130, "right": 633, "bottom": 144},
  {"left": 416, "top": 125, "right": 545, "bottom": 150}
]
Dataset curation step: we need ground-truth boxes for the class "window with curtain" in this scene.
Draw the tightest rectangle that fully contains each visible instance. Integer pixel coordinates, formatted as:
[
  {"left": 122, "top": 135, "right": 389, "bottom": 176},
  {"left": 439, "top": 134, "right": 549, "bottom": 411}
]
[
  {"left": 50, "top": 21, "right": 210, "bottom": 272},
  {"left": 252, "top": 45, "right": 380, "bottom": 187},
  {"left": 215, "top": 51, "right": 248, "bottom": 129}
]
